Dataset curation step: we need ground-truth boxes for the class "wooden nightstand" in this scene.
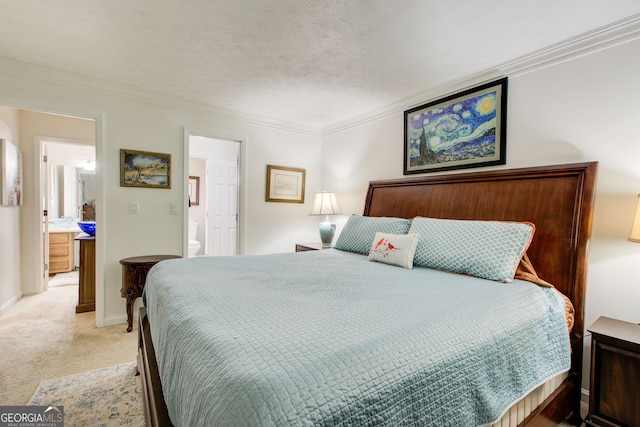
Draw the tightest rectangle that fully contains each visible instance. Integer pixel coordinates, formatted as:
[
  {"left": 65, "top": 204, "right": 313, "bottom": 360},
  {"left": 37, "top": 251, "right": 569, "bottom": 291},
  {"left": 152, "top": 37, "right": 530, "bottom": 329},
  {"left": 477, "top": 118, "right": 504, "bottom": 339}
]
[
  {"left": 120, "top": 255, "right": 181, "bottom": 332},
  {"left": 295, "top": 242, "right": 332, "bottom": 252},
  {"left": 586, "top": 316, "right": 640, "bottom": 427}
]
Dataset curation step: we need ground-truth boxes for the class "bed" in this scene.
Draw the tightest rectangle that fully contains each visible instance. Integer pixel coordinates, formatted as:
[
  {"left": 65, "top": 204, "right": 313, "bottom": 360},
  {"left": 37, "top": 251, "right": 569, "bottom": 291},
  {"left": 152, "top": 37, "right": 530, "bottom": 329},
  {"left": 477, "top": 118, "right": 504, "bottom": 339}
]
[{"left": 137, "top": 161, "right": 597, "bottom": 427}]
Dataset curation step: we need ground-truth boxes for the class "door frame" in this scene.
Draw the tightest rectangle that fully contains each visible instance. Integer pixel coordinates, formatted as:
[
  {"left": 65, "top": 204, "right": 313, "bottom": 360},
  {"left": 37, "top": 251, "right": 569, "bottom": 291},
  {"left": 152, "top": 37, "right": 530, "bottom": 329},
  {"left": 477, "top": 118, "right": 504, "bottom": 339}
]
[
  {"left": 39, "top": 139, "right": 50, "bottom": 292},
  {"left": 183, "top": 127, "right": 245, "bottom": 255}
]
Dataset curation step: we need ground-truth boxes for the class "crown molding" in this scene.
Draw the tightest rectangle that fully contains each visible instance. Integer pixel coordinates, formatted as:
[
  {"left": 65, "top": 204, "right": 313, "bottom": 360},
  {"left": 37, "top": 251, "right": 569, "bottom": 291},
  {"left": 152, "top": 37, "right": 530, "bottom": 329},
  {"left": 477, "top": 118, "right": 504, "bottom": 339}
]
[
  {"left": 1, "top": 12, "right": 639, "bottom": 139},
  {"left": 322, "top": 13, "right": 640, "bottom": 137},
  {"left": 498, "top": 12, "right": 640, "bottom": 77},
  {"left": 0, "top": 58, "right": 322, "bottom": 137}
]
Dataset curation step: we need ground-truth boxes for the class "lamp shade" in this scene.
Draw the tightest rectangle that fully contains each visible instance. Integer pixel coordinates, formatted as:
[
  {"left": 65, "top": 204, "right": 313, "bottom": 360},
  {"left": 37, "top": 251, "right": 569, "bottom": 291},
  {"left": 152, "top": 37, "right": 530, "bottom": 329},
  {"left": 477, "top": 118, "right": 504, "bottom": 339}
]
[
  {"left": 629, "top": 194, "right": 640, "bottom": 243},
  {"left": 309, "top": 192, "right": 341, "bottom": 216}
]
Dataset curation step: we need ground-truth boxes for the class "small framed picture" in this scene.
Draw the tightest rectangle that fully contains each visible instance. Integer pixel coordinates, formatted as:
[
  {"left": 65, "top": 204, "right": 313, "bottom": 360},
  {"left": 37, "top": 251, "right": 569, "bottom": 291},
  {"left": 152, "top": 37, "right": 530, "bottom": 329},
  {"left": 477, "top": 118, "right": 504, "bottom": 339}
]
[
  {"left": 120, "top": 149, "right": 171, "bottom": 189},
  {"left": 265, "top": 165, "right": 305, "bottom": 203},
  {"left": 188, "top": 176, "right": 200, "bottom": 206},
  {"left": 404, "top": 77, "right": 508, "bottom": 174},
  {"left": 0, "top": 139, "right": 23, "bottom": 206}
]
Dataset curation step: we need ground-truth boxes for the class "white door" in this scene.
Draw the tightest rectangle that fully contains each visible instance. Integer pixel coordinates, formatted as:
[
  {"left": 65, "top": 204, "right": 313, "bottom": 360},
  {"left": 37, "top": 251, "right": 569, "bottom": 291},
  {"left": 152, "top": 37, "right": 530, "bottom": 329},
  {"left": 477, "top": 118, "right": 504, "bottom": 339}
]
[{"left": 208, "top": 160, "right": 238, "bottom": 256}]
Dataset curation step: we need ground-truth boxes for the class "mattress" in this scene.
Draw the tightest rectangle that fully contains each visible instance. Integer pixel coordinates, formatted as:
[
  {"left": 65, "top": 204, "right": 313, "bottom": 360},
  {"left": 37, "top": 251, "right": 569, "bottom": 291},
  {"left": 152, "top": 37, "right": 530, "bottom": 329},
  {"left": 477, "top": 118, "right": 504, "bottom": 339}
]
[{"left": 143, "top": 249, "right": 571, "bottom": 426}]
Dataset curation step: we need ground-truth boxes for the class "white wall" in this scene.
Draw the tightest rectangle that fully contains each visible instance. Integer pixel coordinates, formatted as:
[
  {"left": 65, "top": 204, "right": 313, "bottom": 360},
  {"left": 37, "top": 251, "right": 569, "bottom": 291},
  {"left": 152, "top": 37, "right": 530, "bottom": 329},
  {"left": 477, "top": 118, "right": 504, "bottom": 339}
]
[
  {"left": 322, "top": 37, "right": 640, "bottom": 395},
  {"left": 0, "top": 63, "right": 323, "bottom": 326},
  {"left": 47, "top": 141, "right": 95, "bottom": 167},
  {"left": 0, "top": 106, "right": 21, "bottom": 313}
]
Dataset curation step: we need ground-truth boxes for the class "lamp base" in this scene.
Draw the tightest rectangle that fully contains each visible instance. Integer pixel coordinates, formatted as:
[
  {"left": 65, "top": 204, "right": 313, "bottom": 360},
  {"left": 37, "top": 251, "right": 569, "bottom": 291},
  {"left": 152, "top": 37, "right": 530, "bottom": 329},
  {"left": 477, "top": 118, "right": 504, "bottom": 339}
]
[{"left": 319, "top": 217, "right": 336, "bottom": 248}]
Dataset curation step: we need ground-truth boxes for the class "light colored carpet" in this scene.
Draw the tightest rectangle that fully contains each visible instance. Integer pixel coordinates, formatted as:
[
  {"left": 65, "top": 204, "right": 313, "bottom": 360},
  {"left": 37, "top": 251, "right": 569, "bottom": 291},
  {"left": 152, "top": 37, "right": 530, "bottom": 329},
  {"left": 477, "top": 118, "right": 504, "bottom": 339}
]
[
  {"left": 48, "top": 271, "right": 79, "bottom": 287},
  {"left": 0, "top": 284, "right": 138, "bottom": 406},
  {"left": 28, "top": 362, "right": 143, "bottom": 427}
]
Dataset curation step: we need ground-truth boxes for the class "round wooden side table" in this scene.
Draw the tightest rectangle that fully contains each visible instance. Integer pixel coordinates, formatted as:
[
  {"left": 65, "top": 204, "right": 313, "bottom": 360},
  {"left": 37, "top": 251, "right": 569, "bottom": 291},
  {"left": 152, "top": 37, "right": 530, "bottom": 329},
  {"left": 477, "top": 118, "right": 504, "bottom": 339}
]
[{"left": 119, "top": 254, "right": 181, "bottom": 332}]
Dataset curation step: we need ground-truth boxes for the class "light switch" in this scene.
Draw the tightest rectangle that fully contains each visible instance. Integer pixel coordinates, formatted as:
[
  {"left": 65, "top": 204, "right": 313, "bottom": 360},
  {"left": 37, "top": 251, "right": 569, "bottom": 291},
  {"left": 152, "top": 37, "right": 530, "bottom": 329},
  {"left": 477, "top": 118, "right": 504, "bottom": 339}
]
[
  {"left": 170, "top": 202, "right": 179, "bottom": 215},
  {"left": 129, "top": 201, "right": 140, "bottom": 214}
]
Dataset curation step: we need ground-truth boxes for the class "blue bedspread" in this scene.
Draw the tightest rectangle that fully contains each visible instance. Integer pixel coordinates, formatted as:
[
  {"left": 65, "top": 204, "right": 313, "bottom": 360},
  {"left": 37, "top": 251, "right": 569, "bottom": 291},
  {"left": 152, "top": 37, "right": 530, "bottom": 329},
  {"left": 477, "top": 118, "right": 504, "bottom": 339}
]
[{"left": 144, "top": 249, "right": 570, "bottom": 427}]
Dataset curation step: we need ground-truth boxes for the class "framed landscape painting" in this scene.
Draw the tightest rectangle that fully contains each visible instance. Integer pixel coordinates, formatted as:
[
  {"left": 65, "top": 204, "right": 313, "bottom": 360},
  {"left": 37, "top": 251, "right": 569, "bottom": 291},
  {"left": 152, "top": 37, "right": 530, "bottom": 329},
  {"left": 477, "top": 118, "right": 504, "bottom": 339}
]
[
  {"left": 404, "top": 77, "right": 507, "bottom": 174},
  {"left": 265, "top": 165, "right": 305, "bottom": 203},
  {"left": 120, "top": 149, "right": 171, "bottom": 188}
]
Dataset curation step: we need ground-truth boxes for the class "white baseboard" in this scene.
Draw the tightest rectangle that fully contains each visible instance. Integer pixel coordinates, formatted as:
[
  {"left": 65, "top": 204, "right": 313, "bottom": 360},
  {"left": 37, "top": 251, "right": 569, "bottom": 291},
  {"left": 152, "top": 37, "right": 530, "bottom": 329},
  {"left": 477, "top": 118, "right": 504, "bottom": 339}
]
[
  {"left": 102, "top": 299, "right": 143, "bottom": 328},
  {"left": 581, "top": 388, "right": 589, "bottom": 404},
  {"left": 102, "top": 314, "right": 128, "bottom": 328},
  {"left": 0, "top": 291, "right": 22, "bottom": 315}
]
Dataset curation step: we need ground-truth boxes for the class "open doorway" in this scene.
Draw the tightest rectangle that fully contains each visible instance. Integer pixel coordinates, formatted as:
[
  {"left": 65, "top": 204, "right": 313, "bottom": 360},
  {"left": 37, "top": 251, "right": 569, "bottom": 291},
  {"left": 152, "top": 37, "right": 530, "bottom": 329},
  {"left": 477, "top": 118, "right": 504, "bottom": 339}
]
[
  {"left": 0, "top": 105, "right": 103, "bottom": 326},
  {"left": 187, "top": 134, "right": 242, "bottom": 257},
  {"left": 40, "top": 139, "right": 96, "bottom": 294}
]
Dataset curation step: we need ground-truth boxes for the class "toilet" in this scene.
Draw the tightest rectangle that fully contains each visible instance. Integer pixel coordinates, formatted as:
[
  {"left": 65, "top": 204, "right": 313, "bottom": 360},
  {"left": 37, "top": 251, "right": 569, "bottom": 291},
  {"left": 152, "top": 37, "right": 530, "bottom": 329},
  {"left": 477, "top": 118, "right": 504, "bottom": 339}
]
[{"left": 188, "top": 221, "right": 201, "bottom": 257}]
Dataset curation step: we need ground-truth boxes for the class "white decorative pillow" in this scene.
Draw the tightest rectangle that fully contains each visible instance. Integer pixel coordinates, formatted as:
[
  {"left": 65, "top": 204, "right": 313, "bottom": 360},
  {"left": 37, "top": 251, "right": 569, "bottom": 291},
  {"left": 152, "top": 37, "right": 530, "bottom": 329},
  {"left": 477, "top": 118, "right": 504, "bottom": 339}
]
[
  {"left": 408, "top": 217, "right": 535, "bottom": 282},
  {"left": 368, "top": 232, "right": 419, "bottom": 269}
]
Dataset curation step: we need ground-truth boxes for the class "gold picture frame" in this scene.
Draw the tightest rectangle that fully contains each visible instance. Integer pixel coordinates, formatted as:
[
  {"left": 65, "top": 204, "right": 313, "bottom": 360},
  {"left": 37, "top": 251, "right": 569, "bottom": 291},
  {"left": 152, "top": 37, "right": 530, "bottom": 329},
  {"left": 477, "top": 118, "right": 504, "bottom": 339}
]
[
  {"left": 265, "top": 165, "right": 305, "bottom": 203},
  {"left": 188, "top": 176, "right": 200, "bottom": 206},
  {"left": 120, "top": 149, "right": 171, "bottom": 189}
]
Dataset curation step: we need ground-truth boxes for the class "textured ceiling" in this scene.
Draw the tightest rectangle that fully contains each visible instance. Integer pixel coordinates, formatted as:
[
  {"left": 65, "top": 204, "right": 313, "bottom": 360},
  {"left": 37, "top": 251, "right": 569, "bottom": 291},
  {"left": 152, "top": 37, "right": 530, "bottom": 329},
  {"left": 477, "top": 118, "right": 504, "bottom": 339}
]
[{"left": 0, "top": 1, "right": 639, "bottom": 130}]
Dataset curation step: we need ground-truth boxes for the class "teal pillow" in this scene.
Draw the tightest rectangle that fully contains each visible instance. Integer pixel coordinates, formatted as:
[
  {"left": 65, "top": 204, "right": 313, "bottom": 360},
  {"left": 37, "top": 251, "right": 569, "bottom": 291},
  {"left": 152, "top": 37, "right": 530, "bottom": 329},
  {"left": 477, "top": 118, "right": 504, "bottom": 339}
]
[
  {"left": 334, "top": 215, "right": 411, "bottom": 255},
  {"left": 409, "top": 217, "right": 534, "bottom": 282}
]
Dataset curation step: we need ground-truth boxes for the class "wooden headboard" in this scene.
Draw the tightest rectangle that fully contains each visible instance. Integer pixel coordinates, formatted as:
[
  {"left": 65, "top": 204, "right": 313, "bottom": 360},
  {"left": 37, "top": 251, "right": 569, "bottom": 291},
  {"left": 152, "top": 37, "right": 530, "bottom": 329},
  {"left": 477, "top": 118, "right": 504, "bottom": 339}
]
[{"left": 363, "top": 162, "right": 597, "bottom": 420}]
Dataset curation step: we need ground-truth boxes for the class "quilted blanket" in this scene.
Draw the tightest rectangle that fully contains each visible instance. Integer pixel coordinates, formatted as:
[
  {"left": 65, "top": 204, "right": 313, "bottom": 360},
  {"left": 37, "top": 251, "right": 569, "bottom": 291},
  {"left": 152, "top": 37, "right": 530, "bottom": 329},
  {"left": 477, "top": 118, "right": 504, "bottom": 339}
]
[{"left": 144, "top": 249, "right": 570, "bottom": 427}]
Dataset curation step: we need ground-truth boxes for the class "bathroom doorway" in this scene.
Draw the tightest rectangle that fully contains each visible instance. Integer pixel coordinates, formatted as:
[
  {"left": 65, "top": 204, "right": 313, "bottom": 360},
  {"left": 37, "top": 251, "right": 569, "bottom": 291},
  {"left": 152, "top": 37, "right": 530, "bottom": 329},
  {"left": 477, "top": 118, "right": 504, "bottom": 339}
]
[
  {"left": 187, "top": 134, "right": 242, "bottom": 257},
  {"left": 41, "top": 138, "right": 96, "bottom": 291}
]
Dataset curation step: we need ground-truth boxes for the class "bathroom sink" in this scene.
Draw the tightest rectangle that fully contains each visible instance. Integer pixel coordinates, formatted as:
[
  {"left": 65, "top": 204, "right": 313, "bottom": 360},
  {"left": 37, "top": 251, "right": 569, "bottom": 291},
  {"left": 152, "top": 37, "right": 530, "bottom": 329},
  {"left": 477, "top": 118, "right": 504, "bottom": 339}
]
[{"left": 77, "top": 221, "right": 96, "bottom": 235}]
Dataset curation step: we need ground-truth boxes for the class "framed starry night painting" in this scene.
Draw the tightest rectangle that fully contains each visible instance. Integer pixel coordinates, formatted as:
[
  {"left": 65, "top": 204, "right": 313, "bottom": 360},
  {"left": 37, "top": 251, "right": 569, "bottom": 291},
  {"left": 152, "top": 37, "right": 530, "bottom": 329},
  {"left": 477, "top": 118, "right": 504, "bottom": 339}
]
[{"left": 403, "top": 77, "right": 507, "bottom": 175}]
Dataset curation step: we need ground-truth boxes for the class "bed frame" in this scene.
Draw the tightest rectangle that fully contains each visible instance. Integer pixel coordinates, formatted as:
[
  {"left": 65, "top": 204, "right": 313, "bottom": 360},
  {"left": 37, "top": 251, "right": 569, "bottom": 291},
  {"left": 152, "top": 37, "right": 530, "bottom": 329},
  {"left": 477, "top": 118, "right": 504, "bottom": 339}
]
[{"left": 138, "top": 161, "right": 598, "bottom": 427}]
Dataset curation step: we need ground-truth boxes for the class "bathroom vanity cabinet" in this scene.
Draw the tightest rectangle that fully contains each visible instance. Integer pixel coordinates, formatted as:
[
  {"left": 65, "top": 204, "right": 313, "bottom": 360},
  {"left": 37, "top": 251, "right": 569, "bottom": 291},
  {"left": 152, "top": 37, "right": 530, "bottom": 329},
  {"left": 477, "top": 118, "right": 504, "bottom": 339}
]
[{"left": 49, "top": 231, "right": 75, "bottom": 274}]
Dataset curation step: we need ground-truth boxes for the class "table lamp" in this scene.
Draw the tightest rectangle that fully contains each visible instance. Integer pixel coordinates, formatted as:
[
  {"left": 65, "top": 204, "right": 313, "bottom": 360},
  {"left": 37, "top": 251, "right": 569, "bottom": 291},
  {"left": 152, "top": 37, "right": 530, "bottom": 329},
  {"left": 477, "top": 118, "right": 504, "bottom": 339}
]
[{"left": 309, "top": 191, "right": 342, "bottom": 247}]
